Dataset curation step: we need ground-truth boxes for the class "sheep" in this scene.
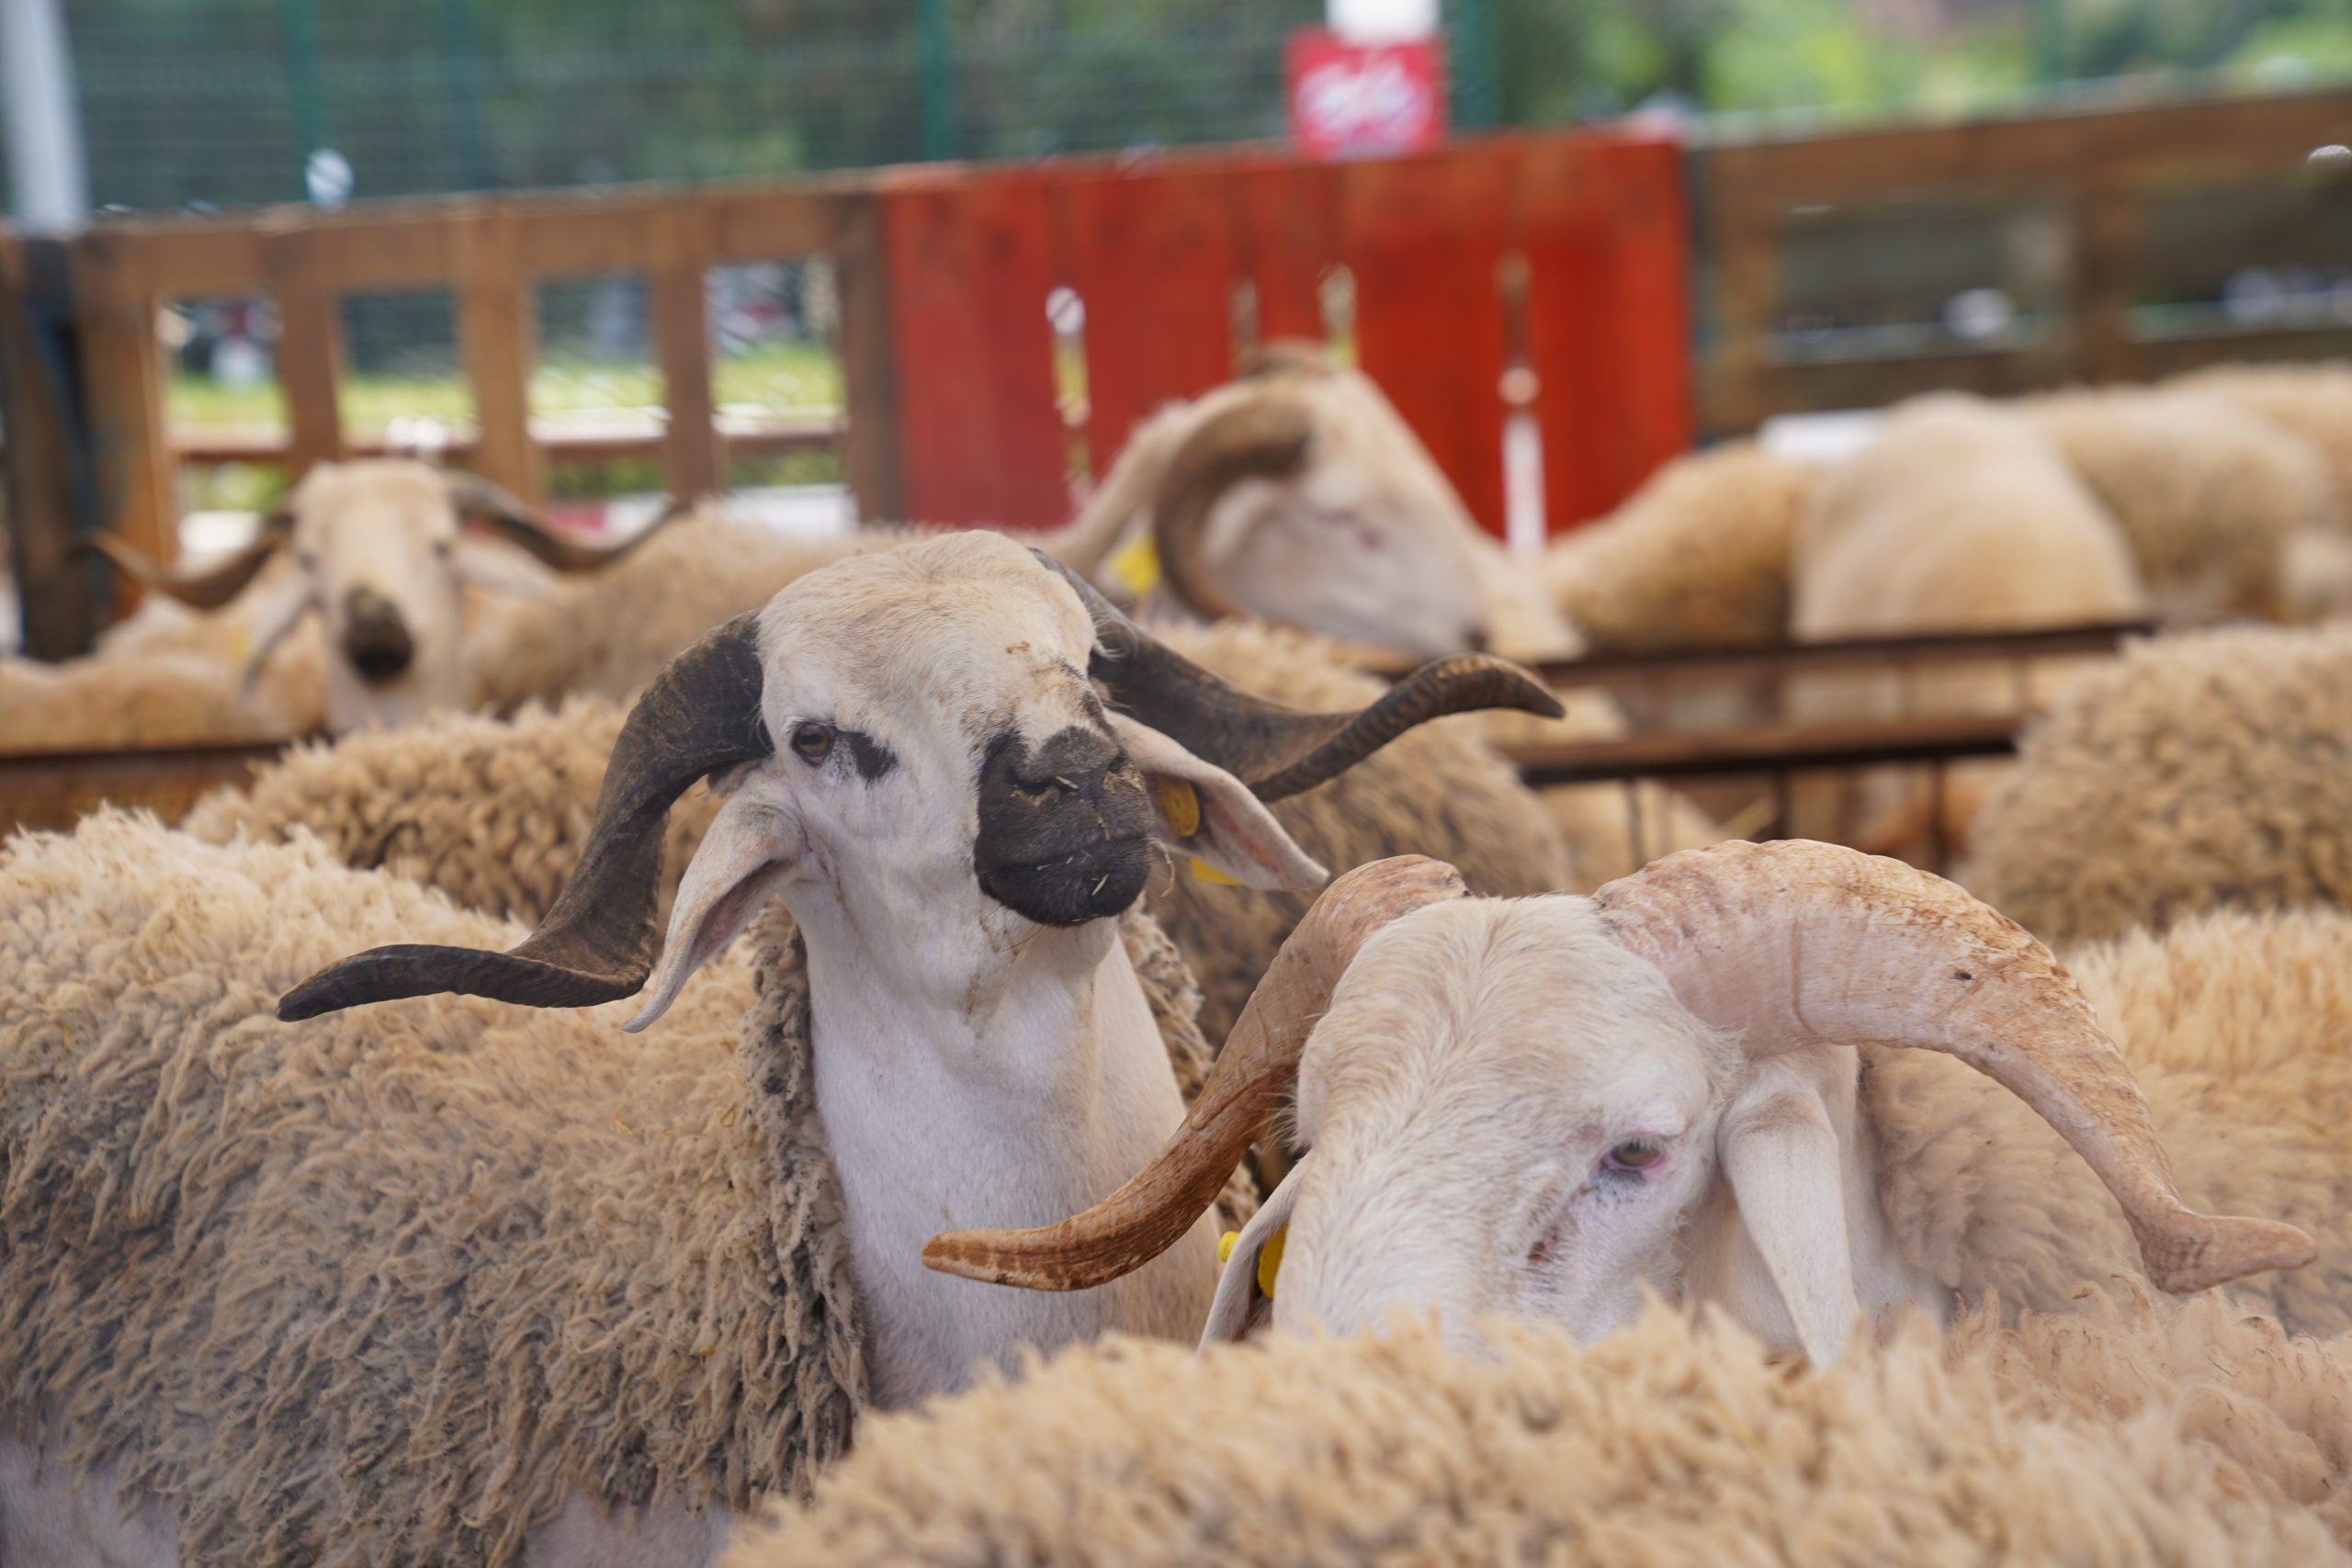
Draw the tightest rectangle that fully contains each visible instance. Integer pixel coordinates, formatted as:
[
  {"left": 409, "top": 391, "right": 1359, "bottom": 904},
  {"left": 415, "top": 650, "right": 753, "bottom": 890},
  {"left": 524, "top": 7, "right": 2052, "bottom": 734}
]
[
  {"left": 721, "top": 1292, "right": 2352, "bottom": 1567},
  {"left": 0, "top": 533, "right": 1555, "bottom": 1566},
  {"left": 185, "top": 616, "right": 1577, "bottom": 1054},
  {"left": 1059, "top": 340, "right": 1577, "bottom": 662},
  {"left": 1963, "top": 620, "right": 2352, "bottom": 946},
  {"left": 924, "top": 840, "right": 2315, "bottom": 1375},
  {"left": 78, "top": 457, "right": 664, "bottom": 734},
  {"left": 1540, "top": 437, "right": 1819, "bottom": 653},
  {"left": 1786, "top": 392, "right": 2150, "bottom": 854},
  {"left": 2026, "top": 383, "right": 2346, "bottom": 624}
]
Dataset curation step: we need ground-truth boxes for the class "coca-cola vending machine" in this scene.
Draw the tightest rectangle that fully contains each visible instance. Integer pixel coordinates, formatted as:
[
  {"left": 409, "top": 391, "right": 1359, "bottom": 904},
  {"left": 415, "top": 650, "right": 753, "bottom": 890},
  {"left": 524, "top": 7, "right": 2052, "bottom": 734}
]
[{"left": 1285, "top": 28, "right": 1447, "bottom": 161}]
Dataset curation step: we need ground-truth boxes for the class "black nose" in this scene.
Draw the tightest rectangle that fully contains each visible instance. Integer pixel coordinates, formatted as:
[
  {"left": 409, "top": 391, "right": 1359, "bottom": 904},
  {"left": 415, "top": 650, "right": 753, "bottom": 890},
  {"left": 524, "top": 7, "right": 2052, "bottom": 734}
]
[
  {"left": 1464, "top": 626, "right": 1491, "bottom": 654},
  {"left": 974, "top": 725, "right": 1154, "bottom": 926},
  {"left": 340, "top": 586, "right": 414, "bottom": 685}
]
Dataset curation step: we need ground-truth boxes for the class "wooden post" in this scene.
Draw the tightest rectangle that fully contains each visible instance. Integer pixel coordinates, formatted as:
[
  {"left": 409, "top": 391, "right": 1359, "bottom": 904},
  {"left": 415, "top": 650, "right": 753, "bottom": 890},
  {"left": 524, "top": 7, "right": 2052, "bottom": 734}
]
[
  {"left": 265, "top": 226, "right": 345, "bottom": 478},
  {"left": 2072, "top": 171, "right": 2138, "bottom": 386},
  {"left": 650, "top": 201, "right": 721, "bottom": 502},
  {"left": 455, "top": 205, "right": 542, "bottom": 501},
  {"left": 1, "top": 234, "right": 96, "bottom": 656},
  {"left": 832, "top": 190, "right": 903, "bottom": 523},
  {"left": 67, "top": 231, "right": 175, "bottom": 581}
]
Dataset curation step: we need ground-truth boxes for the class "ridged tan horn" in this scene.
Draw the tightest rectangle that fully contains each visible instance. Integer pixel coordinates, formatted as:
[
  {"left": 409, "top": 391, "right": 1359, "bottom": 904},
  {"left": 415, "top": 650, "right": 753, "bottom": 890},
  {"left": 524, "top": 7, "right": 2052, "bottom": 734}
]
[
  {"left": 74, "top": 513, "right": 293, "bottom": 610},
  {"left": 1038, "top": 553, "right": 1563, "bottom": 801},
  {"left": 450, "top": 473, "right": 689, "bottom": 574},
  {"left": 1148, "top": 395, "right": 1314, "bottom": 622},
  {"left": 924, "top": 855, "right": 1469, "bottom": 1291},
  {"left": 1593, "top": 840, "right": 2316, "bottom": 1295},
  {"left": 277, "top": 613, "right": 771, "bottom": 1021}
]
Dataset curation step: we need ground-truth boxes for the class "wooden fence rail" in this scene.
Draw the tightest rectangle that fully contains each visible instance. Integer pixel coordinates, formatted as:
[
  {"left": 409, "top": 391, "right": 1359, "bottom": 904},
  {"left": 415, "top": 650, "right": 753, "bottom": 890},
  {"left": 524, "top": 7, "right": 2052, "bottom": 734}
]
[
  {"left": 10, "top": 85, "right": 2352, "bottom": 661},
  {"left": 1698, "top": 86, "right": 2352, "bottom": 432}
]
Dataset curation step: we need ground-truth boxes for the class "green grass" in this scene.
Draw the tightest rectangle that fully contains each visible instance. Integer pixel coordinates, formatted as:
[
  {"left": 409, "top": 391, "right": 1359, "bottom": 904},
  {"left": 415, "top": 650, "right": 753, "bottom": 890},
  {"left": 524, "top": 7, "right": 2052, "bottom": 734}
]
[{"left": 166, "top": 341, "right": 845, "bottom": 436}]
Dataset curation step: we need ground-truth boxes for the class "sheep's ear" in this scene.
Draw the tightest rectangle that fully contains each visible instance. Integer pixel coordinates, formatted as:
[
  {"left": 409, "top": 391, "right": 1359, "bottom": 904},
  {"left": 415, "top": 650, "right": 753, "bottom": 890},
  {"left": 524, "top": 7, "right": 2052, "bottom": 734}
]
[
  {"left": 452, "top": 534, "right": 559, "bottom": 600},
  {"left": 1106, "top": 712, "right": 1327, "bottom": 892},
  {"left": 625, "top": 782, "right": 798, "bottom": 1032},
  {"left": 1718, "top": 1062, "right": 1859, "bottom": 1366},
  {"left": 1201, "top": 1154, "right": 1309, "bottom": 1348}
]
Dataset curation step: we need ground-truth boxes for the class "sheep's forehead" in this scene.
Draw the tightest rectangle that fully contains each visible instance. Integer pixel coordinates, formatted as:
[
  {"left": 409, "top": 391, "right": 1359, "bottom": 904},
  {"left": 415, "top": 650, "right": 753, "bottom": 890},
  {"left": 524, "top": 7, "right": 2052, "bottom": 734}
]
[
  {"left": 294, "top": 460, "right": 459, "bottom": 551},
  {"left": 755, "top": 533, "right": 1094, "bottom": 728},
  {"left": 1298, "top": 897, "right": 1723, "bottom": 1145}
]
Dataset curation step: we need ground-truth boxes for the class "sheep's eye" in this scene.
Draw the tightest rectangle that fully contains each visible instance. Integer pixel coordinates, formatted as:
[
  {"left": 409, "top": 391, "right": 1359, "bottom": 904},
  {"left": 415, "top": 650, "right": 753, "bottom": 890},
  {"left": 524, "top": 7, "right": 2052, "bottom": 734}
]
[
  {"left": 790, "top": 722, "right": 835, "bottom": 764},
  {"left": 433, "top": 538, "right": 455, "bottom": 560},
  {"left": 1605, "top": 1140, "right": 1663, "bottom": 1172}
]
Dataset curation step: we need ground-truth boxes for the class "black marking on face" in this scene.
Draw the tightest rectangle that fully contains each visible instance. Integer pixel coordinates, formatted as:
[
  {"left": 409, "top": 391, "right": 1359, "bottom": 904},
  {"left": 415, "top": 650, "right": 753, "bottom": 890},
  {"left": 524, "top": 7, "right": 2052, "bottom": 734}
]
[{"left": 844, "top": 729, "right": 898, "bottom": 783}]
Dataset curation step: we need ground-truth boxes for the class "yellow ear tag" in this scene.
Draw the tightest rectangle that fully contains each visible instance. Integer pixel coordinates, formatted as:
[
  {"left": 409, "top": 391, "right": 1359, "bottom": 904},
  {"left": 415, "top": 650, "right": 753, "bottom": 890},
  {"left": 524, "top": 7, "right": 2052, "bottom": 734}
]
[
  {"left": 1190, "top": 857, "right": 1242, "bottom": 886},
  {"left": 1218, "top": 1225, "right": 1289, "bottom": 1298},
  {"left": 1110, "top": 534, "right": 1162, "bottom": 598},
  {"left": 1257, "top": 1226, "right": 1287, "bottom": 1298},
  {"left": 1155, "top": 777, "right": 1201, "bottom": 838}
]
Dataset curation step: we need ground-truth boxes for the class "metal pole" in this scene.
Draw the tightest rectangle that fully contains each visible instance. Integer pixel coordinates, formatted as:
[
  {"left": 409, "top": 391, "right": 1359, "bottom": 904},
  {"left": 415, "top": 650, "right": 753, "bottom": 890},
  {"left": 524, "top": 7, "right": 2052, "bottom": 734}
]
[
  {"left": 438, "top": 0, "right": 495, "bottom": 191},
  {"left": 280, "top": 0, "right": 325, "bottom": 174},
  {"left": 916, "top": 0, "right": 958, "bottom": 162},
  {"left": 1447, "top": 0, "right": 1500, "bottom": 132},
  {"left": 1, "top": 0, "right": 90, "bottom": 232}
]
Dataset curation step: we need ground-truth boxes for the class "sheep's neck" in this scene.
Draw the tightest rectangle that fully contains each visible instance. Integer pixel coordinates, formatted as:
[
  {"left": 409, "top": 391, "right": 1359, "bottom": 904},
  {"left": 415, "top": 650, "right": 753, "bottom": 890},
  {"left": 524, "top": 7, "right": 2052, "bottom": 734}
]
[{"left": 792, "top": 908, "right": 1216, "bottom": 1410}]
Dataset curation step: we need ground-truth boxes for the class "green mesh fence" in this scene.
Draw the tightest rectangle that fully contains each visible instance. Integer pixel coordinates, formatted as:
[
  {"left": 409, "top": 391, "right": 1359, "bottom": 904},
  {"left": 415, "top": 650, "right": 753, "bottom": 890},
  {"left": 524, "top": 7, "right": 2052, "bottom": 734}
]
[{"left": 26, "top": 1, "right": 2352, "bottom": 218}]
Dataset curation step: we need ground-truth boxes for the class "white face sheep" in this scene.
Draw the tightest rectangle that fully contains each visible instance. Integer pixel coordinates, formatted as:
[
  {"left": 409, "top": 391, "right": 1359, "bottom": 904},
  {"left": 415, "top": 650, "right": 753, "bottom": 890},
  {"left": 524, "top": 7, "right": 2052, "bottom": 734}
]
[
  {"left": 1069, "top": 344, "right": 1532, "bottom": 659},
  {"left": 0, "top": 532, "right": 1562, "bottom": 1567},
  {"left": 926, "top": 844, "right": 2312, "bottom": 1368},
  {"left": 82, "top": 457, "right": 662, "bottom": 733}
]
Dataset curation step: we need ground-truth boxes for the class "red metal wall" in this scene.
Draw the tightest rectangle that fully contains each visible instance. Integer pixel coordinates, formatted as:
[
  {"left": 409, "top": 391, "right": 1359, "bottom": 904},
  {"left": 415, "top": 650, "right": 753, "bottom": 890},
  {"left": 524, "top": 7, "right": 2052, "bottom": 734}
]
[{"left": 877, "top": 130, "right": 1691, "bottom": 536}]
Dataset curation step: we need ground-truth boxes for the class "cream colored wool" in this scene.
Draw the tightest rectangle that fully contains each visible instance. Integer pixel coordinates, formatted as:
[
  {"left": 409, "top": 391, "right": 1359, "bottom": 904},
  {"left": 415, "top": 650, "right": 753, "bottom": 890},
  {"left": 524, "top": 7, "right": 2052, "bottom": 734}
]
[
  {"left": 1, "top": 563, "right": 330, "bottom": 750},
  {"left": 0, "top": 812, "right": 1242, "bottom": 1568},
  {"left": 1541, "top": 439, "right": 1815, "bottom": 652},
  {"left": 1788, "top": 394, "right": 2149, "bottom": 853},
  {"left": 1863, "top": 903, "right": 2352, "bottom": 1337},
  {"left": 468, "top": 509, "right": 929, "bottom": 711},
  {"left": 2029, "top": 384, "right": 2343, "bottom": 623},
  {"left": 184, "top": 696, "right": 697, "bottom": 928},
  {"left": 1965, "top": 621, "right": 2352, "bottom": 944},
  {"left": 0, "top": 647, "right": 300, "bottom": 750},
  {"left": 2175, "top": 360, "right": 2352, "bottom": 520},
  {"left": 723, "top": 1292, "right": 2352, "bottom": 1567}
]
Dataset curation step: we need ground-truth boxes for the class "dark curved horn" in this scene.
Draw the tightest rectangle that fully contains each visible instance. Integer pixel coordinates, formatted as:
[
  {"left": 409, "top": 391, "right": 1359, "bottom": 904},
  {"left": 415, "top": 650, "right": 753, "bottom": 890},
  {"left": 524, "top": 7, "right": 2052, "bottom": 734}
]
[
  {"left": 1039, "top": 553, "right": 1563, "bottom": 802},
  {"left": 1149, "top": 395, "right": 1314, "bottom": 622},
  {"left": 74, "top": 513, "right": 293, "bottom": 610},
  {"left": 450, "top": 472, "right": 689, "bottom": 574},
  {"left": 278, "top": 613, "right": 771, "bottom": 1021}
]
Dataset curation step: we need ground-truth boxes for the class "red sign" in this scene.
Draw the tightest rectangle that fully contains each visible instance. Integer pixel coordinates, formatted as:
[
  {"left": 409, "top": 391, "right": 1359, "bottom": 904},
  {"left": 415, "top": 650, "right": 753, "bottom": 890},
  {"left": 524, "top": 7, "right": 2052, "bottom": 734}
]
[{"left": 1286, "top": 28, "right": 1446, "bottom": 161}]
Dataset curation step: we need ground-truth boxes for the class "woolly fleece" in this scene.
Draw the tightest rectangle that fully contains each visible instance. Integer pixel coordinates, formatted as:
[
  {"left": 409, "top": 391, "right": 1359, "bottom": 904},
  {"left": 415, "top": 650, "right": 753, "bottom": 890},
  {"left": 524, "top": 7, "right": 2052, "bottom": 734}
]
[
  {"left": 185, "top": 695, "right": 700, "bottom": 928},
  {"left": 2028, "top": 384, "right": 2342, "bottom": 623},
  {"left": 1863, "top": 903, "right": 2352, "bottom": 1337},
  {"left": 1541, "top": 439, "right": 1815, "bottom": 651},
  {"left": 2175, "top": 359, "right": 2352, "bottom": 521},
  {"left": 1965, "top": 621, "right": 2352, "bottom": 944},
  {"left": 0, "top": 812, "right": 1246, "bottom": 1566},
  {"left": 723, "top": 1291, "right": 2352, "bottom": 1567}
]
